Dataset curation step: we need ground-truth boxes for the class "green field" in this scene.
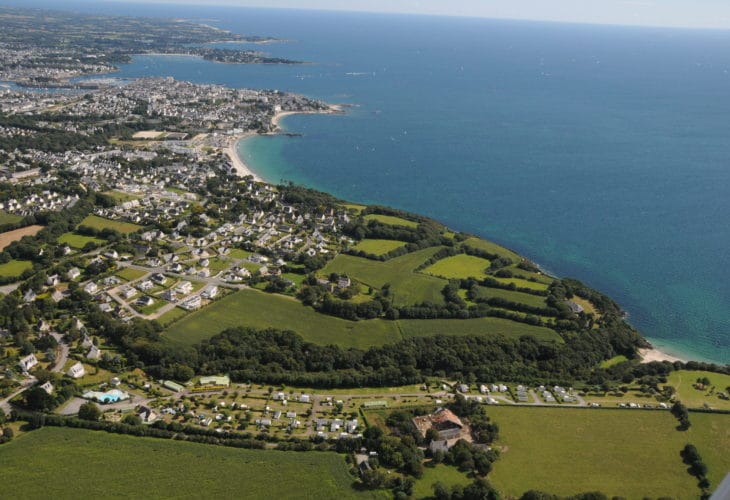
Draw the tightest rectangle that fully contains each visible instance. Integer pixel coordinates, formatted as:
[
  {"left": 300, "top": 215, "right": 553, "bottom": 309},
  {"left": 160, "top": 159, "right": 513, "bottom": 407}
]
[
  {"left": 1, "top": 427, "right": 373, "bottom": 499},
  {"left": 79, "top": 214, "right": 142, "bottom": 234},
  {"left": 156, "top": 306, "right": 189, "bottom": 326},
  {"left": 0, "top": 259, "right": 32, "bottom": 277},
  {"left": 116, "top": 267, "right": 148, "bottom": 282},
  {"left": 58, "top": 232, "right": 106, "bottom": 249},
  {"left": 352, "top": 239, "right": 408, "bottom": 256},
  {"left": 166, "top": 288, "right": 401, "bottom": 348},
  {"left": 229, "top": 248, "right": 251, "bottom": 260},
  {"left": 363, "top": 213, "right": 419, "bottom": 228},
  {"left": 487, "top": 406, "right": 730, "bottom": 498},
  {"left": 0, "top": 211, "right": 23, "bottom": 225},
  {"left": 411, "top": 464, "right": 472, "bottom": 498},
  {"left": 667, "top": 370, "right": 730, "bottom": 410},
  {"left": 462, "top": 237, "right": 521, "bottom": 263},
  {"left": 423, "top": 254, "right": 490, "bottom": 280},
  {"left": 474, "top": 286, "right": 548, "bottom": 309},
  {"left": 398, "top": 317, "right": 561, "bottom": 342},
  {"left": 322, "top": 248, "right": 448, "bottom": 307}
]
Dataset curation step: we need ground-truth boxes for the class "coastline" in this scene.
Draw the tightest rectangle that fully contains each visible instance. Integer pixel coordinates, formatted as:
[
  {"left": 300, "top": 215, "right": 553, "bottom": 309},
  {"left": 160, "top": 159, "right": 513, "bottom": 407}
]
[
  {"left": 229, "top": 105, "right": 345, "bottom": 182},
  {"left": 639, "top": 347, "right": 686, "bottom": 364},
  {"left": 226, "top": 131, "right": 262, "bottom": 182}
]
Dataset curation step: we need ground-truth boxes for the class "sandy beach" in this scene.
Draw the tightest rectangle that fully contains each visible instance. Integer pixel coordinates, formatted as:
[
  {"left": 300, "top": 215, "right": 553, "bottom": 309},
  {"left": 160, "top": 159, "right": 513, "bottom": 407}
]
[
  {"left": 225, "top": 131, "right": 262, "bottom": 181},
  {"left": 639, "top": 347, "right": 686, "bottom": 364},
  {"left": 227, "top": 105, "right": 344, "bottom": 181}
]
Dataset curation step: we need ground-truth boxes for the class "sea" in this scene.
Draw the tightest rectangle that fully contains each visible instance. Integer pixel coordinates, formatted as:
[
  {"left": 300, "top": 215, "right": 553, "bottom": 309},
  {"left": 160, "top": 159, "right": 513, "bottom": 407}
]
[{"left": 10, "top": 1, "right": 730, "bottom": 364}]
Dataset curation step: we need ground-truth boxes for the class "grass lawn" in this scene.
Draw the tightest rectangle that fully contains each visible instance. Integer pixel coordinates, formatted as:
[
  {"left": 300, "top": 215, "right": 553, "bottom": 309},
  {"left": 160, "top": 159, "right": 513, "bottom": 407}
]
[
  {"left": 364, "top": 213, "right": 419, "bottom": 228},
  {"left": 1, "top": 427, "right": 373, "bottom": 499},
  {"left": 206, "top": 256, "right": 231, "bottom": 275},
  {"left": 0, "top": 259, "right": 33, "bottom": 277},
  {"left": 397, "top": 317, "right": 561, "bottom": 342},
  {"left": 0, "top": 211, "right": 23, "bottom": 225},
  {"left": 412, "top": 464, "right": 472, "bottom": 498},
  {"left": 667, "top": 370, "right": 730, "bottom": 410},
  {"left": 487, "top": 406, "right": 700, "bottom": 498},
  {"left": 423, "top": 254, "right": 490, "bottom": 280},
  {"left": 79, "top": 214, "right": 142, "bottom": 234},
  {"left": 165, "top": 288, "right": 401, "bottom": 348},
  {"left": 116, "top": 267, "right": 148, "bottom": 282},
  {"left": 474, "top": 286, "right": 548, "bottom": 309},
  {"left": 322, "top": 248, "right": 448, "bottom": 307},
  {"left": 599, "top": 355, "right": 629, "bottom": 369},
  {"left": 58, "top": 232, "right": 106, "bottom": 249},
  {"left": 352, "top": 239, "right": 408, "bottom": 256},
  {"left": 462, "top": 237, "right": 521, "bottom": 263}
]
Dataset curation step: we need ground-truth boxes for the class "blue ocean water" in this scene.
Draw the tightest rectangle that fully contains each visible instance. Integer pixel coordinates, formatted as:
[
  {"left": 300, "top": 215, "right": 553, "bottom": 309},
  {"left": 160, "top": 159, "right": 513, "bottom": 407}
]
[{"left": 14, "top": 1, "right": 730, "bottom": 363}]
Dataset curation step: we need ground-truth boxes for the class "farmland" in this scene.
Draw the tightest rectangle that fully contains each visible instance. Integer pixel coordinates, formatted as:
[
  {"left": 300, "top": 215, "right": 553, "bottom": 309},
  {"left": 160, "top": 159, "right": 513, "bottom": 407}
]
[
  {"left": 165, "top": 288, "right": 401, "bottom": 348},
  {"left": 0, "top": 427, "right": 374, "bottom": 499},
  {"left": 363, "top": 213, "right": 418, "bottom": 228},
  {"left": 0, "top": 259, "right": 33, "bottom": 277},
  {"left": 79, "top": 214, "right": 142, "bottom": 234},
  {"left": 486, "top": 406, "right": 730, "bottom": 498},
  {"left": 322, "top": 248, "right": 448, "bottom": 307},
  {"left": 423, "top": 254, "right": 490, "bottom": 280},
  {"left": 397, "top": 317, "right": 561, "bottom": 342},
  {"left": 352, "top": 238, "right": 407, "bottom": 255},
  {"left": 411, "top": 464, "right": 472, "bottom": 498},
  {"left": 0, "top": 224, "right": 43, "bottom": 251}
]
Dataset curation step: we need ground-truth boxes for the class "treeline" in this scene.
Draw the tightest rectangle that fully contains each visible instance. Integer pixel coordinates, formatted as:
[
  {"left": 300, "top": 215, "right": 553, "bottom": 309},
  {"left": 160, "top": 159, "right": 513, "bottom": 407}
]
[{"left": 172, "top": 326, "right": 643, "bottom": 388}]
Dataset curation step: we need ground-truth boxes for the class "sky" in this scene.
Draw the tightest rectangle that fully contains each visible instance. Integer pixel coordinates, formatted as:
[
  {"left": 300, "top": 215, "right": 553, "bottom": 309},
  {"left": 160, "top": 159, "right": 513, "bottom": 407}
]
[{"left": 104, "top": 0, "right": 730, "bottom": 30}]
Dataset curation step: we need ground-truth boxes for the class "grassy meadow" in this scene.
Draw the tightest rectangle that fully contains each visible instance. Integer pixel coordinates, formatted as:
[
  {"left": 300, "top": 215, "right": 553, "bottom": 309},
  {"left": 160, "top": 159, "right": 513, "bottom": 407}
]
[
  {"left": 0, "top": 211, "right": 23, "bottom": 226},
  {"left": 58, "top": 232, "right": 106, "bottom": 249},
  {"left": 0, "top": 259, "right": 33, "bottom": 277},
  {"left": 486, "top": 406, "right": 730, "bottom": 498},
  {"left": 667, "top": 370, "right": 730, "bottom": 411},
  {"left": 423, "top": 254, "right": 490, "bottom": 280},
  {"left": 411, "top": 464, "right": 472, "bottom": 498},
  {"left": 462, "top": 237, "right": 521, "bottom": 263},
  {"left": 0, "top": 427, "right": 374, "bottom": 499},
  {"left": 79, "top": 214, "right": 142, "bottom": 234},
  {"left": 322, "top": 247, "right": 448, "bottom": 307},
  {"left": 363, "top": 213, "right": 419, "bottom": 228},
  {"left": 165, "top": 288, "right": 402, "bottom": 348},
  {"left": 397, "top": 317, "right": 561, "bottom": 342},
  {"left": 352, "top": 238, "right": 408, "bottom": 255},
  {"left": 473, "top": 286, "right": 548, "bottom": 309}
]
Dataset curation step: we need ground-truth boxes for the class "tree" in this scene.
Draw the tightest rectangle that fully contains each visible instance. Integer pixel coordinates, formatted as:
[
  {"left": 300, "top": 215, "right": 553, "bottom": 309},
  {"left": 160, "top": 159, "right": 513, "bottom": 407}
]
[
  {"left": 24, "top": 386, "right": 55, "bottom": 411},
  {"left": 361, "top": 469, "right": 386, "bottom": 489},
  {"left": 78, "top": 402, "right": 102, "bottom": 421},
  {"left": 122, "top": 414, "right": 142, "bottom": 426},
  {"left": 2, "top": 427, "right": 14, "bottom": 439}
]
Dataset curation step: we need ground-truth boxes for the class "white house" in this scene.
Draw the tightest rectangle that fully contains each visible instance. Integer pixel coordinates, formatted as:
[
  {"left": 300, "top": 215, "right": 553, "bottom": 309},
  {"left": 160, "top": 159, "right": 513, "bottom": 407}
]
[
  {"left": 202, "top": 285, "right": 218, "bottom": 299},
  {"left": 67, "top": 361, "right": 86, "bottom": 379},
  {"left": 18, "top": 353, "right": 39, "bottom": 372},
  {"left": 83, "top": 282, "right": 98, "bottom": 294},
  {"left": 67, "top": 267, "right": 81, "bottom": 280},
  {"left": 39, "top": 381, "right": 54, "bottom": 394}
]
